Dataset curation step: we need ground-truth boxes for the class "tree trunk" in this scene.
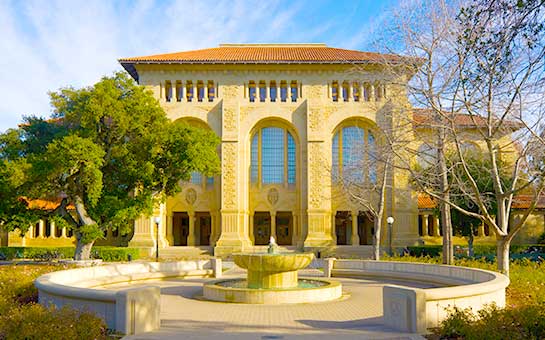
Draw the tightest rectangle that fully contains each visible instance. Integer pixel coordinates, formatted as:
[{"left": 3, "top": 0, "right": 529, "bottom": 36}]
[
  {"left": 467, "top": 231, "right": 474, "bottom": 257},
  {"left": 373, "top": 218, "right": 382, "bottom": 260},
  {"left": 74, "top": 236, "right": 95, "bottom": 261},
  {"left": 437, "top": 126, "right": 454, "bottom": 265},
  {"left": 73, "top": 195, "right": 99, "bottom": 261},
  {"left": 497, "top": 236, "right": 510, "bottom": 276}
]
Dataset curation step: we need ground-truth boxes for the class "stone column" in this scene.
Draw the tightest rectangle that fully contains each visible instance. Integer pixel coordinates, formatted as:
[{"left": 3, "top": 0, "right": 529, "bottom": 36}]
[
  {"left": 331, "top": 212, "right": 337, "bottom": 245},
  {"left": 61, "top": 227, "right": 67, "bottom": 238},
  {"left": 193, "top": 81, "right": 197, "bottom": 102},
  {"left": 249, "top": 212, "right": 255, "bottom": 245},
  {"left": 434, "top": 216, "right": 440, "bottom": 236},
  {"left": 28, "top": 225, "right": 34, "bottom": 239},
  {"left": 270, "top": 211, "right": 277, "bottom": 241},
  {"left": 348, "top": 82, "right": 353, "bottom": 102},
  {"left": 277, "top": 81, "right": 281, "bottom": 101},
  {"left": 478, "top": 223, "right": 485, "bottom": 237},
  {"left": 50, "top": 221, "right": 56, "bottom": 238},
  {"left": 421, "top": 214, "right": 429, "bottom": 236},
  {"left": 204, "top": 82, "right": 209, "bottom": 102},
  {"left": 171, "top": 80, "right": 177, "bottom": 102},
  {"left": 166, "top": 213, "right": 174, "bottom": 245},
  {"left": 351, "top": 211, "right": 360, "bottom": 245},
  {"left": 129, "top": 216, "right": 155, "bottom": 248},
  {"left": 38, "top": 220, "right": 45, "bottom": 238},
  {"left": 370, "top": 84, "right": 375, "bottom": 102},
  {"left": 265, "top": 83, "right": 269, "bottom": 101},
  {"left": 292, "top": 213, "right": 298, "bottom": 246},
  {"left": 188, "top": 211, "right": 196, "bottom": 246}
]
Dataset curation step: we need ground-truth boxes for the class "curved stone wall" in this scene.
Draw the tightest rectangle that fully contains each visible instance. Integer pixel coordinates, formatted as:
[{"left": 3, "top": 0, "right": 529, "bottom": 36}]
[
  {"left": 35, "top": 260, "right": 221, "bottom": 335},
  {"left": 329, "top": 259, "right": 509, "bottom": 332}
]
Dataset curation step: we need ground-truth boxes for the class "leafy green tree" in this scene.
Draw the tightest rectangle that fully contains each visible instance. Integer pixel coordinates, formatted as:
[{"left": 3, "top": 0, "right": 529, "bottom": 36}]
[{"left": 0, "top": 72, "right": 220, "bottom": 260}]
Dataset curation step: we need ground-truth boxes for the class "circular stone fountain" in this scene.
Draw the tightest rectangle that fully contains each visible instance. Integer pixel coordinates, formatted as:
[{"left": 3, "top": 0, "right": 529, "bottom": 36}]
[{"left": 203, "top": 238, "right": 342, "bottom": 304}]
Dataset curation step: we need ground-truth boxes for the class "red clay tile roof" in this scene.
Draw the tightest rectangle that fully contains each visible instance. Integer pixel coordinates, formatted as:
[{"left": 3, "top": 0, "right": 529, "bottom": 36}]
[
  {"left": 22, "top": 198, "right": 74, "bottom": 210},
  {"left": 119, "top": 44, "right": 409, "bottom": 81},
  {"left": 412, "top": 108, "right": 523, "bottom": 130},
  {"left": 119, "top": 44, "right": 403, "bottom": 64},
  {"left": 511, "top": 195, "right": 545, "bottom": 209},
  {"left": 418, "top": 194, "right": 437, "bottom": 209}
]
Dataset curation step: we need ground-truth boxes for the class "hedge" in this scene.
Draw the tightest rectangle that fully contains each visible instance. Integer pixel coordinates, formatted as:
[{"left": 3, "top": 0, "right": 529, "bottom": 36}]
[
  {"left": 0, "top": 246, "right": 140, "bottom": 262},
  {"left": 407, "top": 244, "right": 545, "bottom": 259}
]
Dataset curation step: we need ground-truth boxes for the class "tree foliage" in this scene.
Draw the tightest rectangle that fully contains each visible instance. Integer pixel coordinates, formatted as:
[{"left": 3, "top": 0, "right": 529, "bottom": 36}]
[{"left": 0, "top": 72, "right": 220, "bottom": 259}]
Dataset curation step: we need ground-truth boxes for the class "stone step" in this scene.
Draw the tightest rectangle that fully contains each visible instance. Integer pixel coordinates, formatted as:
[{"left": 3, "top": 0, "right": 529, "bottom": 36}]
[{"left": 158, "top": 246, "right": 213, "bottom": 259}]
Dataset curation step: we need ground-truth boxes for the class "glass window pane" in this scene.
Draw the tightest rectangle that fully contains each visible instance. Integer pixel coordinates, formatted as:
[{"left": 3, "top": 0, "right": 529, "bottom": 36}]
[
  {"left": 251, "top": 134, "right": 259, "bottom": 183},
  {"left": 287, "top": 132, "right": 296, "bottom": 184},
  {"left": 261, "top": 127, "right": 284, "bottom": 183},
  {"left": 191, "top": 172, "right": 202, "bottom": 184},
  {"left": 332, "top": 132, "right": 339, "bottom": 180},
  {"left": 206, "top": 176, "right": 214, "bottom": 186},
  {"left": 368, "top": 132, "right": 376, "bottom": 184},
  {"left": 342, "top": 126, "right": 365, "bottom": 182}
]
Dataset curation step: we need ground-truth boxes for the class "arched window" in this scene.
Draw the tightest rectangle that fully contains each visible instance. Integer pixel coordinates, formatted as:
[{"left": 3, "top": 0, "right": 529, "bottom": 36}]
[
  {"left": 332, "top": 126, "right": 376, "bottom": 183},
  {"left": 251, "top": 127, "right": 296, "bottom": 185}
]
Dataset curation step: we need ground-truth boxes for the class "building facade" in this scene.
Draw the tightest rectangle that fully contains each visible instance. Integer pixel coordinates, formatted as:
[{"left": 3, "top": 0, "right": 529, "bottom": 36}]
[{"left": 2, "top": 44, "right": 542, "bottom": 255}]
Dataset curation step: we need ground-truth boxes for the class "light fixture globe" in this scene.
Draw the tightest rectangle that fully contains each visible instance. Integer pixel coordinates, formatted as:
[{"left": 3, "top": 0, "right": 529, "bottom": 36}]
[{"left": 386, "top": 216, "right": 394, "bottom": 224}]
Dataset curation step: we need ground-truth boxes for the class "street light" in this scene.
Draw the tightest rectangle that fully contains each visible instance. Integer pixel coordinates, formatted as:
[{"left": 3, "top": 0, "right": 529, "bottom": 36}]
[
  {"left": 154, "top": 216, "right": 161, "bottom": 262},
  {"left": 386, "top": 216, "right": 394, "bottom": 256}
]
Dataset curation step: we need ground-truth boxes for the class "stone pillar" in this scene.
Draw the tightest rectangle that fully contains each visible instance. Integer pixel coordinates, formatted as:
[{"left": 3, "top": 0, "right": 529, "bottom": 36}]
[
  {"left": 331, "top": 212, "right": 337, "bottom": 245},
  {"left": 348, "top": 82, "right": 353, "bottom": 102},
  {"left": 478, "top": 223, "right": 485, "bottom": 237},
  {"left": 204, "top": 82, "right": 209, "bottom": 102},
  {"left": 193, "top": 81, "right": 197, "bottom": 102},
  {"left": 421, "top": 214, "right": 428, "bottom": 236},
  {"left": 292, "top": 213, "right": 298, "bottom": 246},
  {"left": 211, "top": 258, "right": 222, "bottom": 278},
  {"left": 359, "top": 83, "right": 364, "bottom": 102},
  {"left": 214, "top": 99, "right": 252, "bottom": 255},
  {"left": 370, "top": 84, "right": 375, "bottom": 102},
  {"left": 351, "top": 211, "right": 360, "bottom": 245},
  {"left": 249, "top": 212, "right": 255, "bottom": 245},
  {"left": 50, "top": 221, "right": 56, "bottom": 238},
  {"left": 188, "top": 211, "right": 196, "bottom": 246},
  {"left": 28, "top": 225, "right": 34, "bottom": 239},
  {"left": 265, "top": 83, "right": 269, "bottom": 101},
  {"left": 61, "top": 227, "right": 67, "bottom": 238},
  {"left": 270, "top": 211, "right": 277, "bottom": 241},
  {"left": 166, "top": 213, "right": 174, "bottom": 245},
  {"left": 38, "top": 220, "right": 45, "bottom": 238},
  {"left": 277, "top": 81, "right": 281, "bottom": 102},
  {"left": 129, "top": 216, "right": 155, "bottom": 248},
  {"left": 171, "top": 80, "right": 177, "bottom": 102},
  {"left": 434, "top": 216, "right": 440, "bottom": 236}
]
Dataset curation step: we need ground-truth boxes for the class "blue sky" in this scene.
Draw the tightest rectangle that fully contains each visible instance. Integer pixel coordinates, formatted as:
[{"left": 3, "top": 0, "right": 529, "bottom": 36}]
[{"left": 0, "top": 0, "right": 398, "bottom": 132}]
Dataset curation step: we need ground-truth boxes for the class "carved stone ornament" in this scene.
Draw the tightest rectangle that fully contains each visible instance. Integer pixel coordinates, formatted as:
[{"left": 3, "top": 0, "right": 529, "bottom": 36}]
[
  {"left": 185, "top": 188, "right": 197, "bottom": 205},
  {"left": 267, "top": 188, "right": 279, "bottom": 206}
]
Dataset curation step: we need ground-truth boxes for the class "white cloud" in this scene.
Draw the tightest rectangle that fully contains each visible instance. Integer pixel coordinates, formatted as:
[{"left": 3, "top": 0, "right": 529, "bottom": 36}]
[{"left": 0, "top": 0, "right": 396, "bottom": 132}]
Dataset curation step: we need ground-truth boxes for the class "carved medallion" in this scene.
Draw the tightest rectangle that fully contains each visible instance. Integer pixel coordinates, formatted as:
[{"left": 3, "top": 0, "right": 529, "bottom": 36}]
[
  {"left": 267, "top": 188, "right": 279, "bottom": 206},
  {"left": 185, "top": 188, "right": 197, "bottom": 205}
]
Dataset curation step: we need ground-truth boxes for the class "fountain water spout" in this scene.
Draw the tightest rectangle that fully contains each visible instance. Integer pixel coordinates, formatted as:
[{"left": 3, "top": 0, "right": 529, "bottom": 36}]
[{"left": 268, "top": 236, "right": 278, "bottom": 254}]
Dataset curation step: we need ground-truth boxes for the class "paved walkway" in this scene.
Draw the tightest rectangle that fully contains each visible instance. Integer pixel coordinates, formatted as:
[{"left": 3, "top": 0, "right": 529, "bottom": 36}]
[{"left": 109, "top": 268, "right": 428, "bottom": 340}]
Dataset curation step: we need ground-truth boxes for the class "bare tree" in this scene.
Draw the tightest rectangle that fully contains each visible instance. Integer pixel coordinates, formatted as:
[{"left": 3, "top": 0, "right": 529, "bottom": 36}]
[
  {"left": 331, "top": 123, "right": 394, "bottom": 260},
  {"left": 375, "top": 0, "right": 545, "bottom": 275}
]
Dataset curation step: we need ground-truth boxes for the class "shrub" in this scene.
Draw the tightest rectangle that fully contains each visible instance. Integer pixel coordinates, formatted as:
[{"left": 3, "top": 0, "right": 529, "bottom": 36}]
[
  {"left": 407, "top": 245, "right": 442, "bottom": 257},
  {"left": 436, "top": 303, "right": 545, "bottom": 340},
  {"left": 91, "top": 247, "right": 140, "bottom": 262},
  {"left": 0, "top": 264, "right": 109, "bottom": 339},
  {"left": 0, "top": 246, "right": 141, "bottom": 262}
]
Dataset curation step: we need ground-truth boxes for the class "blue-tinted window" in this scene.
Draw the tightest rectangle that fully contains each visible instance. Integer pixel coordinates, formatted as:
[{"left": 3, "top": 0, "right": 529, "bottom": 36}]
[
  {"left": 270, "top": 86, "right": 277, "bottom": 102},
  {"left": 206, "top": 176, "right": 214, "bottom": 186},
  {"left": 191, "top": 171, "right": 202, "bottom": 184},
  {"left": 287, "top": 133, "right": 296, "bottom": 184},
  {"left": 251, "top": 134, "right": 259, "bottom": 183},
  {"left": 368, "top": 132, "right": 376, "bottom": 183},
  {"left": 332, "top": 133, "right": 339, "bottom": 180},
  {"left": 261, "top": 127, "right": 285, "bottom": 183},
  {"left": 341, "top": 127, "right": 365, "bottom": 182}
]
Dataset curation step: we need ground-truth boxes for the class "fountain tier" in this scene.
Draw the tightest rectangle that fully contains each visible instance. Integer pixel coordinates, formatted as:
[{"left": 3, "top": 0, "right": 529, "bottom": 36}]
[
  {"left": 234, "top": 253, "right": 314, "bottom": 289},
  {"left": 203, "top": 250, "right": 342, "bottom": 304}
]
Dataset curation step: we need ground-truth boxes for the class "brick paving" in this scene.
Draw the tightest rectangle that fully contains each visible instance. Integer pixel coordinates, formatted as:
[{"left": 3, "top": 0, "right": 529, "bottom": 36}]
[{"left": 116, "top": 268, "right": 427, "bottom": 340}]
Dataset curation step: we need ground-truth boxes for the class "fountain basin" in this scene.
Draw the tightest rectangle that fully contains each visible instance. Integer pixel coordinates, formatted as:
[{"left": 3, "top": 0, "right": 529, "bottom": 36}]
[
  {"left": 203, "top": 278, "right": 342, "bottom": 304},
  {"left": 233, "top": 252, "right": 314, "bottom": 289}
]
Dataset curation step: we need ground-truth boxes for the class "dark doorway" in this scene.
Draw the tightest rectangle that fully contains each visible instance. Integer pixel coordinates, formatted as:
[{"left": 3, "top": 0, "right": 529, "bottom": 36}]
[
  {"left": 197, "top": 212, "right": 212, "bottom": 246},
  {"left": 358, "top": 213, "right": 374, "bottom": 245},
  {"left": 335, "top": 211, "right": 350, "bottom": 245},
  {"left": 254, "top": 212, "right": 271, "bottom": 245},
  {"left": 172, "top": 212, "right": 189, "bottom": 246},
  {"left": 276, "top": 212, "right": 292, "bottom": 246}
]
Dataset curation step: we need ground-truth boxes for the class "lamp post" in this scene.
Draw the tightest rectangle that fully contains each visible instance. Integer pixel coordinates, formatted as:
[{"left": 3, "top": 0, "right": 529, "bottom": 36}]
[
  {"left": 154, "top": 216, "right": 161, "bottom": 262},
  {"left": 386, "top": 216, "right": 394, "bottom": 256}
]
